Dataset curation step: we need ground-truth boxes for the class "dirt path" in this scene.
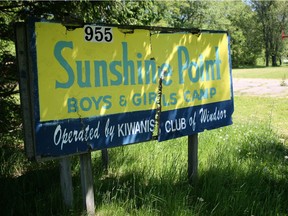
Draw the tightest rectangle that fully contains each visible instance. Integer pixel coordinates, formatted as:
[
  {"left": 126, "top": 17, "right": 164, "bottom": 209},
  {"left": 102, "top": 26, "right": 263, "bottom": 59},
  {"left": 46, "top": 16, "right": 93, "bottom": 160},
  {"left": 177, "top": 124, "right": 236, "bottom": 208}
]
[{"left": 233, "top": 78, "right": 288, "bottom": 97}]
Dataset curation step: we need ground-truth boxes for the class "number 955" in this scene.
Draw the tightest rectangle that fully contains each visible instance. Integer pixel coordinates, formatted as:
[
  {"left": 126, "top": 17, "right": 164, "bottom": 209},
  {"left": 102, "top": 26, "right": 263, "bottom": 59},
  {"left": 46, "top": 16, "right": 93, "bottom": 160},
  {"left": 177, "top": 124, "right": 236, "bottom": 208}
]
[{"left": 84, "top": 25, "right": 113, "bottom": 43}]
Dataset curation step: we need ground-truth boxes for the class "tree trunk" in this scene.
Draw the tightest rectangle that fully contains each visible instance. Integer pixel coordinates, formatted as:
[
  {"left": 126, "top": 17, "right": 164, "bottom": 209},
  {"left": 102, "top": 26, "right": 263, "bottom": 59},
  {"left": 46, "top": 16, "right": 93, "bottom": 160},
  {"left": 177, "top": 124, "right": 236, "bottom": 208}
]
[
  {"left": 265, "top": 53, "right": 269, "bottom": 66},
  {"left": 264, "top": 29, "right": 269, "bottom": 67},
  {"left": 272, "top": 55, "right": 277, "bottom": 66}
]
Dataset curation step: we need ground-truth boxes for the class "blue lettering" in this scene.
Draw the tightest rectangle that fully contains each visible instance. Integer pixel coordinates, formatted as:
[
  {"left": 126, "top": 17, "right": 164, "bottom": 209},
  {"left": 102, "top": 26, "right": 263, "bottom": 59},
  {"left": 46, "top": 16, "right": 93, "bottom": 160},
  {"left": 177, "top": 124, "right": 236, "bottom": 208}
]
[
  {"left": 177, "top": 46, "right": 189, "bottom": 84},
  {"left": 177, "top": 46, "right": 222, "bottom": 83},
  {"left": 76, "top": 60, "right": 91, "bottom": 87},
  {"left": 68, "top": 97, "right": 78, "bottom": 113},
  {"left": 122, "top": 42, "right": 135, "bottom": 85},
  {"left": 144, "top": 60, "right": 157, "bottom": 84},
  {"left": 193, "top": 90, "right": 200, "bottom": 100},
  {"left": 188, "top": 61, "right": 199, "bottom": 83},
  {"left": 184, "top": 91, "right": 190, "bottom": 102},
  {"left": 170, "top": 93, "right": 177, "bottom": 105},
  {"left": 199, "top": 88, "right": 209, "bottom": 99},
  {"left": 132, "top": 93, "right": 141, "bottom": 106},
  {"left": 214, "top": 47, "right": 221, "bottom": 80},
  {"left": 94, "top": 61, "right": 108, "bottom": 87},
  {"left": 54, "top": 41, "right": 74, "bottom": 88},
  {"left": 137, "top": 53, "right": 143, "bottom": 84},
  {"left": 183, "top": 88, "right": 216, "bottom": 102},
  {"left": 103, "top": 95, "right": 112, "bottom": 109},
  {"left": 109, "top": 61, "right": 122, "bottom": 86},
  {"left": 91, "top": 96, "right": 103, "bottom": 110},
  {"left": 205, "top": 60, "right": 214, "bottom": 81},
  {"left": 80, "top": 97, "right": 92, "bottom": 111},
  {"left": 199, "top": 54, "right": 205, "bottom": 81},
  {"left": 210, "top": 88, "right": 216, "bottom": 98},
  {"left": 205, "top": 47, "right": 221, "bottom": 81}
]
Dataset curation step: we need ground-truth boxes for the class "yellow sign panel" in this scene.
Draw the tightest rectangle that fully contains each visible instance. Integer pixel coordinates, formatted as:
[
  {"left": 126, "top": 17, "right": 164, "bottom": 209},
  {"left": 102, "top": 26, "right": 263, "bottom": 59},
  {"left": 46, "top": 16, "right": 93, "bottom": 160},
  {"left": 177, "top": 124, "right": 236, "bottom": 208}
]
[{"left": 35, "top": 22, "right": 231, "bottom": 122}]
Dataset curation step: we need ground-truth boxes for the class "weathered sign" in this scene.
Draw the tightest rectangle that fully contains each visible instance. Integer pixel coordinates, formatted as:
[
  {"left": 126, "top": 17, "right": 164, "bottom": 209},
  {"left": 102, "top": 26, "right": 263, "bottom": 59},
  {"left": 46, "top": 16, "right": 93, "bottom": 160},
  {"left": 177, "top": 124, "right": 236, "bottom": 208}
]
[{"left": 16, "top": 21, "right": 233, "bottom": 160}]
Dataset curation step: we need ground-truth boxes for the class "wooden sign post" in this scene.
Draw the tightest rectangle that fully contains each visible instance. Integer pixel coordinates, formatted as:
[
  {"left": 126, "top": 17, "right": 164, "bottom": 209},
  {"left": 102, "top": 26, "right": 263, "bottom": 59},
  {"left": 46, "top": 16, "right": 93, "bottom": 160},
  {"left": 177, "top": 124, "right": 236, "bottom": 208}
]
[
  {"left": 59, "top": 157, "right": 73, "bottom": 208},
  {"left": 188, "top": 134, "right": 198, "bottom": 185},
  {"left": 101, "top": 149, "right": 109, "bottom": 171},
  {"left": 80, "top": 153, "right": 95, "bottom": 216}
]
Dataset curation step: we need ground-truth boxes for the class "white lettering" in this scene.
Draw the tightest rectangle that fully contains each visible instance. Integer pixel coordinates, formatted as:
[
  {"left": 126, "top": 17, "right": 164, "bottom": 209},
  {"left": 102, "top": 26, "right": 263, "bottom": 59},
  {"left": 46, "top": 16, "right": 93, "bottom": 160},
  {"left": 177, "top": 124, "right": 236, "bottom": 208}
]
[
  {"left": 117, "top": 119, "right": 155, "bottom": 137},
  {"left": 53, "top": 122, "right": 100, "bottom": 150},
  {"left": 199, "top": 107, "right": 227, "bottom": 123},
  {"left": 165, "top": 118, "right": 186, "bottom": 133},
  {"left": 105, "top": 118, "right": 115, "bottom": 142}
]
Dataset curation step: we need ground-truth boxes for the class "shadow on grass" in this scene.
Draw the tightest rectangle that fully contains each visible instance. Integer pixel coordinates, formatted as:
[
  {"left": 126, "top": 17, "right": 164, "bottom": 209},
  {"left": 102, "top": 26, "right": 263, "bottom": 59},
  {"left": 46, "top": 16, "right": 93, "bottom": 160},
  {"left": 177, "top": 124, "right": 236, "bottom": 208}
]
[
  {"left": 92, "top": 170, "right": 288, "bottom": 215},
  {"left": 0, "top": 168, "right": 65, "bottom": 216},
  {"left": 195, "top": 132, "right": 288, "bottom": 215},
  {"left": 89, "top": 131, "right": 288, "bottom": 215},
  {"left": 1, "top": 130, "right": 288, "bottom": 215},
  {"left": 196, "top": 166, "right": 288, "bottom": 215},
  {"left": 0, "top": 138, "right": 77, "bottom": 216},
  {"left": 92, "top": 170, "right": 194, "bottom": 215}
]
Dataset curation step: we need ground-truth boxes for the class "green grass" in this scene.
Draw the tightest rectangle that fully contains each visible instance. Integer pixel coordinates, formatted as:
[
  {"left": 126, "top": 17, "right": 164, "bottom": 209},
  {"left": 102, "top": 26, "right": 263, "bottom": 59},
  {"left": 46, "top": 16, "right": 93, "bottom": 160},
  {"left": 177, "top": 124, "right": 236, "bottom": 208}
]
[
  {"left": 233, "top": 66, "right": 288, "bottom": 79},
  {"left": 1, "top": 96, "right": 288, "bottom": 215},
  {"left": 233, "top": 96, "right": 288, "bottom": 137},
  {"left": 1, "top": 66, "right": 288, "bottom": 215}
]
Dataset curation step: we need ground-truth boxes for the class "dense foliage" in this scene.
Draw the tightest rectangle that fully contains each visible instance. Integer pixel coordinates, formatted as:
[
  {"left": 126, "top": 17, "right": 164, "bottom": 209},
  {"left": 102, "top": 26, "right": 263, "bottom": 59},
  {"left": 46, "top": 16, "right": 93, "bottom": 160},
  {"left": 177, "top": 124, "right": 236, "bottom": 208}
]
[{"left": 250, "top": 0, "right": 288, "bottom": 66}]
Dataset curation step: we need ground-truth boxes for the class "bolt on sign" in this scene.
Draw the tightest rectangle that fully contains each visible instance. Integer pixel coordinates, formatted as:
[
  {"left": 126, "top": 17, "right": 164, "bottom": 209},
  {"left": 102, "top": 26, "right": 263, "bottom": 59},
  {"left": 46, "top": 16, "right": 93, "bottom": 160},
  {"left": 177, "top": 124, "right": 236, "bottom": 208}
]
[{"left": 16, "top": 20, "right": 234, "bottom": 160}]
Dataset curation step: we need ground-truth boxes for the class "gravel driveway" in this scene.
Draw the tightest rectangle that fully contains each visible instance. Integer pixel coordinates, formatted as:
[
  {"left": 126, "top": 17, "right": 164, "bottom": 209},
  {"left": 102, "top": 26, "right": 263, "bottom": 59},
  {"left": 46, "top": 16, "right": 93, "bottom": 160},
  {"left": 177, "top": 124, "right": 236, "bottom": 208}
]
[{"left": 233, "top": 78, "right": 288, "bottom": 97}]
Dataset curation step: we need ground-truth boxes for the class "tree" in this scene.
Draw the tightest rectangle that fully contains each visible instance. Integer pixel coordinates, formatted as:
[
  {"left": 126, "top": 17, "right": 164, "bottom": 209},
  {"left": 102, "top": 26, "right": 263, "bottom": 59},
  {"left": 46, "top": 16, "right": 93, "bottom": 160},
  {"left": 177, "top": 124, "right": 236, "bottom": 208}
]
[
  {"left": 154, "top": 0, "right": 208, "bottom": 28},
  {"left": 225, "top": 1, "right": 263, "bottom": 67},
  {"left": 207, "top": 1, "right": 263, "bottom": 67},
  {"left": 0, "top": 2, "right": 23, "bottom": 134},
  {"left": 250, "top": 0, "right": 288, "bottom": 66}
]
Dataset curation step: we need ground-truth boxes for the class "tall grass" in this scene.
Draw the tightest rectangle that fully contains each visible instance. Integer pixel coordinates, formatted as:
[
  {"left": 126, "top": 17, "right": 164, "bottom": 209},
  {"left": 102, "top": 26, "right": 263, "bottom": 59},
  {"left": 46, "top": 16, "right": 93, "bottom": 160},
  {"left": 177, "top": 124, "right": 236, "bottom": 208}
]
[
  {"left": 88, "top": 122, "right": 288, "bottom": 216},
  {"left": 1, "top": 96, "right": 288, "bottom": 215}
]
